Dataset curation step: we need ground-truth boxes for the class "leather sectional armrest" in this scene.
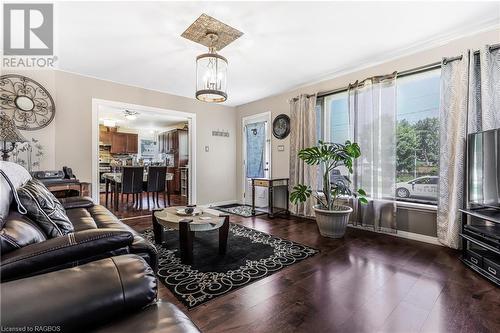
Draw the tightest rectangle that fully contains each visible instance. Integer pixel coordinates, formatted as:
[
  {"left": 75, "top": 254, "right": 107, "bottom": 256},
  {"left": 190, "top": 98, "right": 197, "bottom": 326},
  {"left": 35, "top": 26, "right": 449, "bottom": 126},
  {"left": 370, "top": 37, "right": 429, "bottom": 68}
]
[
  {"left": 59, "top": 196, "right": 94, "bottom": 209},
  {"left": 1, "top": 255, "right": 157, "bottom": 332},
  {"left": 1, "top": 229, "right": 133, "bottom": 282},
  {"left": 92, "top": 301, "right": 202, "bottom": 333}
]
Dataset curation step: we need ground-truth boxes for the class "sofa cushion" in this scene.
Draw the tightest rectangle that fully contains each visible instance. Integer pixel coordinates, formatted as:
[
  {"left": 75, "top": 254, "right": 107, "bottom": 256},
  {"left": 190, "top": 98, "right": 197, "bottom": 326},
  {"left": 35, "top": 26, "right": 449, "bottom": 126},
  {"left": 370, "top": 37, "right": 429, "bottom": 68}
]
[
  {"left": 17, "top": 178, "right": 74, "bottom": 238},
  {"left": 59, "top": 196, "right": 94, "bottom": 210},
  {"left": 0, "top": 212, "right": 47, "bottom": 254},
  {"left": 0, "top": 162, "right": 31, "bottom": 224},
  {"left": 1, "top": 229, "right": 134, "bottom": 282},
  {"left": 66, "top": 208, "right": 98, "bottom": 231}
]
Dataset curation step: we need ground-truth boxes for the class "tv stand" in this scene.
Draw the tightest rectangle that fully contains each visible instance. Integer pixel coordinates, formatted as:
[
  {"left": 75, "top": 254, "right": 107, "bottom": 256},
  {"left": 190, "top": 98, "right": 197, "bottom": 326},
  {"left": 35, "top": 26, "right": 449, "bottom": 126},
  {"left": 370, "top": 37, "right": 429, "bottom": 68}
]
[{"left": 460, "top": 208, "right": 500, "bottom": 286}]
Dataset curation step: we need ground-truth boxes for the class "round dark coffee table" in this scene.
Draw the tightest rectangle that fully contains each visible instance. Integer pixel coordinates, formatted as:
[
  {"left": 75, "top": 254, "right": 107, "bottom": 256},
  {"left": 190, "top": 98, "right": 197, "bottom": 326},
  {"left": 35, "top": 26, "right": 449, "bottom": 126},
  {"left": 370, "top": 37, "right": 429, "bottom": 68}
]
[{"left": 152, "top": 207, "right": 230, "bottom": 264}]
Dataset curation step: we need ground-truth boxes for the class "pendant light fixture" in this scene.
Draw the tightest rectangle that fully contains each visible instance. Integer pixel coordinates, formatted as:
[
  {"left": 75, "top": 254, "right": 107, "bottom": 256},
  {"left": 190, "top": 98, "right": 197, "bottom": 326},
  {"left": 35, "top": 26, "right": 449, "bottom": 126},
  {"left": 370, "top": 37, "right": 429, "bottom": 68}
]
[
  {"left": 195, "top": 33, "right": 228, "bottom": 102},
  {"left": 181, "top": 14, "right": 243, "bottom": 103}
]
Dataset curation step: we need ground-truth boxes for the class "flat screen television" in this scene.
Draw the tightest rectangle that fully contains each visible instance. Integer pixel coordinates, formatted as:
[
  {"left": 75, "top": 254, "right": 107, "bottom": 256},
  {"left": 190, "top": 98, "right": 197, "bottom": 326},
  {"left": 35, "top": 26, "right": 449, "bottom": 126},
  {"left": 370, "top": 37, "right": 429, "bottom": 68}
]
[{"left": 468, "top": 128, "right": 500, "bottom": 209}]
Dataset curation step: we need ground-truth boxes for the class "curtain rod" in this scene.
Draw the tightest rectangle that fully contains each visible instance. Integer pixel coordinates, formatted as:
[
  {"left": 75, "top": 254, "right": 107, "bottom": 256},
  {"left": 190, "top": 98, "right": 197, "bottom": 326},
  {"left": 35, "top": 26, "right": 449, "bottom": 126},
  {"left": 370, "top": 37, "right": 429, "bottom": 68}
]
[
  {"left": 316, "top": 43, "right": 499, "bottom": 98},
  {"left": 290, "top": 94, "right": 316, "bottom": 102},
  {"left": 317, "top": 62, "right": 440, "bottom": 98},
  {"left": 442, "top": 43, "right": 500, "bottom": 64}
]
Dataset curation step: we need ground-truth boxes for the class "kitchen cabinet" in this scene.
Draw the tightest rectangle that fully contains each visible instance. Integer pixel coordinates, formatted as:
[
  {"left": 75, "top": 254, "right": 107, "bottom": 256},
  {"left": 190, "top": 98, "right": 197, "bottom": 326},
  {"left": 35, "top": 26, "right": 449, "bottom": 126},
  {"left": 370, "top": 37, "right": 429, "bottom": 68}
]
[
  {"left": 111, "top": 133, "right": 126, "bottom": 153},
  {"left": 100, "top": 131, "right": 112, "bottom": 145},
  {"left": 160, "top": 128, "right": 188, "bottom": 194},
  {"left": 99, "top": 125, "right": 116, "bottom": 146},
  {"left": 126, "top": 134, "right": 138, "bottom": 153},
  {"left": 110, "top": 133, "right": 138, "bottom": 154}
]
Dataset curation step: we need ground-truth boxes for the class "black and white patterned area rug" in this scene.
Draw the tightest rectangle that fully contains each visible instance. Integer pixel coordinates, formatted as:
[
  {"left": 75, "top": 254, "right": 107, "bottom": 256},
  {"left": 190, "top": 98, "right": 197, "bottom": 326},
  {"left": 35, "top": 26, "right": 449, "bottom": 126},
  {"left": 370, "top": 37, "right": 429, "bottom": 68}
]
[
  {"left": 213, "top": 204, "right": 266, "bottom": 217},
  {"left": 142, "top": 224, "right": 318, "bottom": 309}
]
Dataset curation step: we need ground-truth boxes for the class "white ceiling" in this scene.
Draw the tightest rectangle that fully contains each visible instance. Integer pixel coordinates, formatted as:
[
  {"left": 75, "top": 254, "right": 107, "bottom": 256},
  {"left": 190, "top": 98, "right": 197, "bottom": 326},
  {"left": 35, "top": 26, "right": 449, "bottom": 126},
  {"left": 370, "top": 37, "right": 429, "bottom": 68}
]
[
  {"left": 98, "top": 105, "right": 187, "bottom": 131},
  {"left": 55, "top": 2, "right": 500, "bottom": 106}
]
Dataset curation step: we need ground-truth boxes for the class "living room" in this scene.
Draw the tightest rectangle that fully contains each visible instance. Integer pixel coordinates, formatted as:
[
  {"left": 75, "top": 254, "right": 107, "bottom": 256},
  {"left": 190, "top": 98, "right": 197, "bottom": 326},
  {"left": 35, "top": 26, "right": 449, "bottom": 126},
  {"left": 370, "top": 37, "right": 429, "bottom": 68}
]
[{"left": 1, "top": 1, "right": 499, "bottom": 332}]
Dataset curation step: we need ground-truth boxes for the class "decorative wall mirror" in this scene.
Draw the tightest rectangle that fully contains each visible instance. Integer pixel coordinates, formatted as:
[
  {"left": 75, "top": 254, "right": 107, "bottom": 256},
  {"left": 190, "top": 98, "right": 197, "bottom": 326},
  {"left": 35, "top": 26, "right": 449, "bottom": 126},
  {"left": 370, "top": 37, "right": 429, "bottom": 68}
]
[{"left": 0, "top": 74, "right": 55, "bottom": 131}]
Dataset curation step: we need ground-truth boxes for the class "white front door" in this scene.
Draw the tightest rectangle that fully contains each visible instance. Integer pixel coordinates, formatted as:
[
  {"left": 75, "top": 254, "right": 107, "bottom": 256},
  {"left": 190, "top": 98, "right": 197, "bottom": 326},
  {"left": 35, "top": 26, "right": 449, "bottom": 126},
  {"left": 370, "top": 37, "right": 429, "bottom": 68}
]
[{"left": 243, "top": 112, "right": 271, "bottom": 206}]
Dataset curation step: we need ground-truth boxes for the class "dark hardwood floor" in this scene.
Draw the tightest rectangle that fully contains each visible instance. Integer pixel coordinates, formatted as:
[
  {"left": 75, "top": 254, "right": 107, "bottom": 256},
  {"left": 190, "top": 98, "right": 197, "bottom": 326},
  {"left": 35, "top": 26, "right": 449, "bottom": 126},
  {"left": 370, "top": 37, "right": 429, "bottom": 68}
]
[
  {"left": 123, "top": 212, "right": 500, "bottom": 333},
  {"left": 99, "top": 192, "right": 187, "bottom": 219}
]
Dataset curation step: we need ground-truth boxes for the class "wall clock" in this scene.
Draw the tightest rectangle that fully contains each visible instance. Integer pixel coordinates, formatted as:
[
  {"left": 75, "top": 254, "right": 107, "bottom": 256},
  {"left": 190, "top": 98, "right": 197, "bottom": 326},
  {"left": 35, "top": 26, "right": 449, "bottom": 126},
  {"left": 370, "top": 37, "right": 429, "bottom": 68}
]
[
  {"left": 272, "top": 114, "right": 290, "bottom": 139},
  {"left": 0, "top": 74, "right": 55, "bottom": 131}
]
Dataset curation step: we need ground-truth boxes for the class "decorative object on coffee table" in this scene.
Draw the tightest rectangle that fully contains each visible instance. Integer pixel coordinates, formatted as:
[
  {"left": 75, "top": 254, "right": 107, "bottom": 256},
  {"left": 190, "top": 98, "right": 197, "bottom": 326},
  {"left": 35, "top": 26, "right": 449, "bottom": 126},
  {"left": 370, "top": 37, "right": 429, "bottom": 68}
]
[
  {"left": 272, "top": 114, "right": 290, "bottom": 139},
  {"left": 153, "top": 207, "right": 230, "bottom": 264},
  {"left": 0, "top": 74, "right": 56, "bottom": 130}
]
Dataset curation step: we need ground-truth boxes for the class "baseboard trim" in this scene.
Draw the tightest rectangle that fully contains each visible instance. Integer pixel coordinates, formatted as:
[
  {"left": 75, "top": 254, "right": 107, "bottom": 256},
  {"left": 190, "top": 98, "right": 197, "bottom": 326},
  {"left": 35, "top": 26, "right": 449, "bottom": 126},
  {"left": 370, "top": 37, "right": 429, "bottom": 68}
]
[
  {"left": 395, "top": 230, "right": 441, "bottom": 246},
  {"left": 348, "top": 224, "right": 441, "bottom": 246},
  {"left": 120, "top": 214, "right": 152, "bottom": 221},
  {"left": 205, "top": 200, "right": 238, "bottom": 208}
]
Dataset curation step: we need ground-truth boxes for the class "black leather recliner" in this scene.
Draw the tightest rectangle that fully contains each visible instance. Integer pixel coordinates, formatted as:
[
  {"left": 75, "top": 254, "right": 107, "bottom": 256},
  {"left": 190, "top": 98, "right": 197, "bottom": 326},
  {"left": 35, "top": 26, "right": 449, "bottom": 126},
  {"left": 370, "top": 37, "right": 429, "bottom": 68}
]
[
  {"left": 1, "top": 254, "right": 200, "bottom": 332},
  {"left": 0, "top": 162, "right": 200, "bottom": 332}
]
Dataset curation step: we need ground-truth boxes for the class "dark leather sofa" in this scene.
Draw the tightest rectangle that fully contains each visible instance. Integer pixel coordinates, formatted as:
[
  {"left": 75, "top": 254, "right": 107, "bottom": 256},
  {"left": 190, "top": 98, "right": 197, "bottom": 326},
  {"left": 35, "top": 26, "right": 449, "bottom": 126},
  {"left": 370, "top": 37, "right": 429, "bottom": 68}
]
[{"left": 0, "top": 162, "right": 200, "bottom": 332}]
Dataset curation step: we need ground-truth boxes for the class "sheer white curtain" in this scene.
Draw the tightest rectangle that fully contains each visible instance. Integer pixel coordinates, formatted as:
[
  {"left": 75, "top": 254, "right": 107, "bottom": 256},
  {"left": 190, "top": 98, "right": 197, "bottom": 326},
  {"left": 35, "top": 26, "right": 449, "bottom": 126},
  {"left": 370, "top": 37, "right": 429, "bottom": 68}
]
[
  {"left": 438, "top": 45, "right": 500, "bottom": 249},
  {"left": 289, "top": 94, "right": 318, "bottom": 217},
  {"left": 348, "top": 73, "right": 397, "bottom": 232}
]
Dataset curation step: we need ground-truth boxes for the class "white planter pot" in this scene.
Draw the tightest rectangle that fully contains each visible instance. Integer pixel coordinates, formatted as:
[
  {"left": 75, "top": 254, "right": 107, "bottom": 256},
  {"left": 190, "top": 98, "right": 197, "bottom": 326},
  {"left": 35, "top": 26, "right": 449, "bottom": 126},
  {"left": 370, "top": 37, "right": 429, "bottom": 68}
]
[{"left": 313, "top": 205, "right": 353, "bottom": 238}]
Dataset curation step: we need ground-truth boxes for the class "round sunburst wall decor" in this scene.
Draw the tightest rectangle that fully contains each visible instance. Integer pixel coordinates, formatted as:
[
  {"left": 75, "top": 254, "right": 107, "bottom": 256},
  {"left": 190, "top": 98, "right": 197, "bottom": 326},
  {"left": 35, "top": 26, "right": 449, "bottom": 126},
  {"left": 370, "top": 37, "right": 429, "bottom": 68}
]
[{"left": 0, "top": 74, "right": 55, "bottom": 131}]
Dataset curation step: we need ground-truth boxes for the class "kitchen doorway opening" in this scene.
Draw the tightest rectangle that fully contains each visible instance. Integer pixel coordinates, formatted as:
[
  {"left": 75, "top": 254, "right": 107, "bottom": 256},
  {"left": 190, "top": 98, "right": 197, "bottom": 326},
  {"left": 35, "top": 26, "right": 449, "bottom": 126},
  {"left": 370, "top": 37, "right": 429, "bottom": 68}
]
[{"left": 91, "top": 99, "right": 196, "bottom": 216}]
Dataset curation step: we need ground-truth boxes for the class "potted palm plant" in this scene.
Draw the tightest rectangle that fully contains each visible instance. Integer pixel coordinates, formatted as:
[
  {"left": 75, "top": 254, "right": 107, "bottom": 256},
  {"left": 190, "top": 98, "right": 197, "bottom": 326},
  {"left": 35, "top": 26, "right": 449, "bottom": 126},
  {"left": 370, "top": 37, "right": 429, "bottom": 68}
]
[{"left": 290, "top": 140, "right": 367, "bottom": 238}]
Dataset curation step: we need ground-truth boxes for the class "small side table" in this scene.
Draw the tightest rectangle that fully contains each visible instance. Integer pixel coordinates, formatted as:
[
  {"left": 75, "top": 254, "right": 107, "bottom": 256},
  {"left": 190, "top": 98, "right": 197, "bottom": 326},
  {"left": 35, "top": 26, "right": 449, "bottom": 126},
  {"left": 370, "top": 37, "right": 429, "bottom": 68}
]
[
  {"left": 251, "top": 178, "right": 290, "bottom": 218},
  {"left": 43, "top": 180, "right": 91, "bottom": 198}
]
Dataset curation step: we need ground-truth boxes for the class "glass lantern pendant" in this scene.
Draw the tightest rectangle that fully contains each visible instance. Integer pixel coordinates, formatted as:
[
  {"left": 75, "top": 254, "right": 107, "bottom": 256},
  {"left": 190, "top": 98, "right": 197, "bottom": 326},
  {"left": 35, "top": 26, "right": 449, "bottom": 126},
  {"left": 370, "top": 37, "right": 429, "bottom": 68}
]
[{"left": 195, "top": 33, "right": 228, "bottom": 103}]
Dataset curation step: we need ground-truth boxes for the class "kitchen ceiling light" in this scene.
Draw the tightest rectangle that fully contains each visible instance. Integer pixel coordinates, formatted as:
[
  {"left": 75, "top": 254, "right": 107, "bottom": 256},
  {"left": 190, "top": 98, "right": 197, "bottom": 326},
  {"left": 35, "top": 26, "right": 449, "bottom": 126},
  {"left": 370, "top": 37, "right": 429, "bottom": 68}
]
[
  {"left": 181, "top": 14, "right": 243, "bottom": 103},
  {"left": 124, "top": 110, "right": 139, "bottom": 120}
]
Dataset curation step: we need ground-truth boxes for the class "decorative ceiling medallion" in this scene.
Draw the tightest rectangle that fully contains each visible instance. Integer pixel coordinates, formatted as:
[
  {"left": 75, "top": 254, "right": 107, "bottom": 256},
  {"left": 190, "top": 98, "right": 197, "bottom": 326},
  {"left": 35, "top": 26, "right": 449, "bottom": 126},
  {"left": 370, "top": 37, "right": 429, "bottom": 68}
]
[
  {"left": 181, "top": 14, "right": 243, "bottom": 51},
  {"left": 182, "top": 14, "right": 243, "bottom": 103},
  {"left": 0, "top": 74, "right": 55, "bottom": 131}
]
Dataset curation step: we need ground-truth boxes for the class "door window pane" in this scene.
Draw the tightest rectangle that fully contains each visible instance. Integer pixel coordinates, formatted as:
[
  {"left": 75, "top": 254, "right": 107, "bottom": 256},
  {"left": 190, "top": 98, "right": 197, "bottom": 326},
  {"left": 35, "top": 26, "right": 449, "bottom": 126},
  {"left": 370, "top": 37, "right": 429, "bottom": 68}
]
[{"left": 245, "top": 121, "right": 266, "bottom": 178}]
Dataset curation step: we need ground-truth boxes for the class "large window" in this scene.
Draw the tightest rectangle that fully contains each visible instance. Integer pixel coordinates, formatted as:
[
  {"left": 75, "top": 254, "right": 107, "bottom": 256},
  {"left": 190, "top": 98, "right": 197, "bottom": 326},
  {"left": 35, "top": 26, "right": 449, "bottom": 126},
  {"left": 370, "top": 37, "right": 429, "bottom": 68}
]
[{"left": 316, "top": 68, "right": 441, "bottom": 205}]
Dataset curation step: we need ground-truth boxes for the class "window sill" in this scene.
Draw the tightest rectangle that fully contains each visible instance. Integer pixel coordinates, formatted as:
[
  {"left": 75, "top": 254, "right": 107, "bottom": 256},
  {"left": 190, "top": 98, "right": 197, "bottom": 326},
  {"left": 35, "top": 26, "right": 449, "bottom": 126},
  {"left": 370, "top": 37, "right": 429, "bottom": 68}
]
[
  {"left": 396, "top": 201, "right": 437, "bottom": 212},
  {"left": 316, "top": 192, "right": 437, "bottom": 212}
]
